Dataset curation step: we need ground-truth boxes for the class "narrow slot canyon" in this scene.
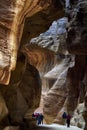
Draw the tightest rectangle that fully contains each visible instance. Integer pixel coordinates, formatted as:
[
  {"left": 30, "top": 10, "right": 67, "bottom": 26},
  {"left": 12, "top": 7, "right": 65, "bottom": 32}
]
[{"left": 0, "top": 0, "right": 87, "bottom": 130}]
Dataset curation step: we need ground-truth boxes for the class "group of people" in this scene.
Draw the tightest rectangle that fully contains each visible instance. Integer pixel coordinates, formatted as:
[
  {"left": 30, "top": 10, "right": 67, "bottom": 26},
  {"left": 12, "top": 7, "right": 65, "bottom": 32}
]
[
  {"left": 62, "top": 112, "right": 71, "bottom": 127},
  {"left": 32, "top": 111, "right": 71, "bottom": 127},
  {"left": 32, "top": 113, "right": 44, "bottom": 125}
]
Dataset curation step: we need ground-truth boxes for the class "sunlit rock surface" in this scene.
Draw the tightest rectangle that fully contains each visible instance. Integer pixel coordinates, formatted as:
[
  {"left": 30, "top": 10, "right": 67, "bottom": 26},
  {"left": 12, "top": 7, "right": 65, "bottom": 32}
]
[
  {"left": 29, "top": 17, "right": 73, "bottom": 124},
  {"left": 21, "top": 45, "right": 56, "bottom": 77},
  {"left": 43, "top": 56, "right": 74, "bottom": 123},
  {"left": 30, "top": 17, "right": 68, "bottom": 54},
  {"left": 0, "top": 0, "right": 64, "bottom": 85},
  {"left": 71, "top": 103, "right": 85, "bottom": 129},
  {"left": 0, "top": 0, "right": 65, "bottom": 129}
]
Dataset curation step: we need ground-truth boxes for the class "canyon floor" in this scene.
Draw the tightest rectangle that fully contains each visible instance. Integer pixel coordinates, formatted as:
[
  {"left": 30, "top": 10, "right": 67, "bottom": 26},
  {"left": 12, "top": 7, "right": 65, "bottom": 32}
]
[{"left": 30, "top": 123, "right": 83, "bottom": 130}]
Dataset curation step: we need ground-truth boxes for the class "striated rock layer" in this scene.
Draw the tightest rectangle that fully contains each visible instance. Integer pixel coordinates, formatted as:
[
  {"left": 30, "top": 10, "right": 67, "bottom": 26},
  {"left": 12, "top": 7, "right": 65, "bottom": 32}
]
[
  {"left": 0, "top": 0, "right": 64, "bottom": 129},
  {"left": 28, "top": 17, "right": 73, "bottom": 124},
  {"left": 0, "top": 0, "right": 64, "bottom": 85}
]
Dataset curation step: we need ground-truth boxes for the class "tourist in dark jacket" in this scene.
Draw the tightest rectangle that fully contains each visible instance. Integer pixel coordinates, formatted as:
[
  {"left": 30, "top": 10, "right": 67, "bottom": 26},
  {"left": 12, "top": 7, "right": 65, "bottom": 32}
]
[
  {"left": 66, "top": 114, "right": 71, "bottom": 127},
  {"left": 40, "top": 113, "right": 44, "bottom": 124}
]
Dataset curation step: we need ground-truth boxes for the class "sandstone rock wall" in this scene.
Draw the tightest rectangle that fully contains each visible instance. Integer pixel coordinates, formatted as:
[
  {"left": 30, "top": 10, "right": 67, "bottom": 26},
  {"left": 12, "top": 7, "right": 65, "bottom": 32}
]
[
  {"left": 65, "top": 1, "right": 87, "bottom": 129},
  {"left": 0, "top": 0, "right": 64, "bottom": 85},
  {"left": 0, "top": 0, "right": 64, "bottom": 129},
  {"left": 0, "top": 0, "right": 87, "bottom": 129}
]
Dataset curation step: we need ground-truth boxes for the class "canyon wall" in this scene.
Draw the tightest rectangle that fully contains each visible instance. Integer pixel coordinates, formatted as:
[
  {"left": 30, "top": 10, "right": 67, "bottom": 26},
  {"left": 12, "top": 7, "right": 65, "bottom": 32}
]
[
  {"left": 0, "top": 0, "right": 64, "bottom": 129},
  {"left": 0, "top": 0, "right": 64, "bottom": 85},
  {"left": 0, "top": 0, "right": 87, "bottom": 130}
]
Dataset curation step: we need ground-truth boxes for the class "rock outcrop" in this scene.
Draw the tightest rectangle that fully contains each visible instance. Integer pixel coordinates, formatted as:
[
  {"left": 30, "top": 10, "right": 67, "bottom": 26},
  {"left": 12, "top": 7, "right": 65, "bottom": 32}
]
[
  {"left": 28, "top": 17, "right": 73, "bottom": 124},
  {"left": 0, "top": 0, "right": 64, "bottom": 129},
  {"left": 0, "top": 0, "right": 64, "bottom": 85},
  {"left": 65, "top": 1, "right": 87, "bottom": 129}
]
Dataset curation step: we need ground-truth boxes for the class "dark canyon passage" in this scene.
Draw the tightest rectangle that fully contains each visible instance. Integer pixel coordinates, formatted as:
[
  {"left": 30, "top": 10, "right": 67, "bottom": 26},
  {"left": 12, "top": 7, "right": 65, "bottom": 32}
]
[{"left": 0, "top": 0, "right": 87, "bottom": 130}]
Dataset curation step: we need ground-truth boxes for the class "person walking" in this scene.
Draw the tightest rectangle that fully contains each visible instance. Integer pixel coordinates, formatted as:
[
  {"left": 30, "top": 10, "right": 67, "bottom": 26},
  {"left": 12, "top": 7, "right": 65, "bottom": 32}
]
[
  {"left": 62, "top": 112, "right": 67, "bottom": 125},
  {"left": 37, "top": 113, "right": 41, "bottom": 125},
  {"left": 66, "top": 114, "right": 71, "bottom": 127},
  {"left": 40, "top": 113, "right": 44, "bottom": 124}
]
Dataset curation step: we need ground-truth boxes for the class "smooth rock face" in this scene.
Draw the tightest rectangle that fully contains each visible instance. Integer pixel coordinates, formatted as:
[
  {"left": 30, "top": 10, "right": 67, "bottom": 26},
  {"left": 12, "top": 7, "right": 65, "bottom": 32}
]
[
  {"left": 28, "top": 17, "right": 73, "bottom": 124},
  {"left": 43, "top": 56, "right": 74, "bottom": 123},
  {"left": 0, "top": 0, "right": 64, "bottom": 128},
  {"left": 0, "top": 55, "right": 41, "bottom": 128},
  {"left": 0, "top": 0, "right": 64, "bottom": 85}
]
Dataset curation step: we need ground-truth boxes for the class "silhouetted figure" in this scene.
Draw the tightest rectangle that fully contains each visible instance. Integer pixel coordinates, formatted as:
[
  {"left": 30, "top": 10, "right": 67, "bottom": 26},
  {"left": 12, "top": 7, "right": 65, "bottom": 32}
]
[
  {"left": 34, "top": 113, "right": 39, "bottom": 125},
  {"left": 62, "top": 112, "right": 67, "bottom": 125},
  {"left": 32, "top": 112, "right": 39, "bottom": 125},
  {"left": 62, "top": 112, "right": 67, "bottom": 119},
  {"left": 66, "top": 114, "right": 71, "bottom": 127},
  {"left": 37, "top": 113, "right": 41, "bottom": 125},
  {"left": 40, "top": 113, "right": 44, "bottom": 124}
]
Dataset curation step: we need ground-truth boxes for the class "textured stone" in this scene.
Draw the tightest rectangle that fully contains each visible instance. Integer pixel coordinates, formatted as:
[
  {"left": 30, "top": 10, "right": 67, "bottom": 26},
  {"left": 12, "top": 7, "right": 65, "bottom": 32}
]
[
  {"left": 43, "top": 56, "right": 74, "bottom": 123},
  {"left": 71, "top": 103, "right": 85, "bottom": 129},
  {"left": 0, "top": 56, "right": 41, "bottom": 127},
  {"left": 21, "top": 45, "right": 56, "bottom": 77},
  {"left": 65, "top": 1, "right": 87, "bottom": 129},
  {"left": 30, "top": 17, "right": 68, "bottom": 54},
  {"left": 66, "top": 0, "right": 87, "bottom": 55},
  {"left": 0, "top": 0, "right": 64, "bottom": 85}
]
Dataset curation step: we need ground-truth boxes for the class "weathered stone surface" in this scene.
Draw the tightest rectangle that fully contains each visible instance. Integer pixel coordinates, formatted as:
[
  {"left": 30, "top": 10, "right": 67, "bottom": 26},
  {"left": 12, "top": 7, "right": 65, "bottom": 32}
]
[
  {"left": 30, "top": 17, "right": 68, "bottom": 54},
  {"left": 66, "top": 0, "right": 87, "bottom": 55},
  {"left": 0, "top": 55, "right": 41, "bottom": 127},
  {"left": 26, "top": 16, "right": 76, "bottom": 124},
  {"left": 43, "top": 56, "right": 73, "bottom": 123},
  {"left": 65, "top": 1, "right": 87, "bottom": 129},
  {"left": 0, "top": 0, "right": 64, "bottom": 85},
  {"left": 71, "top": 103, "right": 85, "bottom": 129},
  {"left": 21, "top": 45, "right": 56, "bottom": 77},
  {"left": 0, "top": 0, "right": 64, "bottom": 128}
]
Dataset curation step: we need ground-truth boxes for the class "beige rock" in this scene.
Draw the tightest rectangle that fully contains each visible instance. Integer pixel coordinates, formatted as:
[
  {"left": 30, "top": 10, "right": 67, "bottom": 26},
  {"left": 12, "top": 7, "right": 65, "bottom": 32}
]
[
  {"left": 0, "top": 0, "right": 64, "bottom": 85},
  {"left": 4, "top": 126, "right": 19, "bottom": 130}
]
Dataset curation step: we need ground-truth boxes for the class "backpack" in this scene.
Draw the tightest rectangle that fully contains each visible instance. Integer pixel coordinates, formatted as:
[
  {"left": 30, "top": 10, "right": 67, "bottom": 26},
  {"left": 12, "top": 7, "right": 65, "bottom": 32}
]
[{"left": 62, "top": 112, "right": 67, "bottom": 119}]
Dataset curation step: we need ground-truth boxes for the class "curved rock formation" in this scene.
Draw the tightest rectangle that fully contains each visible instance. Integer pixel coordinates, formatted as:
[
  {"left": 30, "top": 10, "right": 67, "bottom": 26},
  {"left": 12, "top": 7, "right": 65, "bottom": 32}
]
[
  {"left": 0, "top": 0, "right": 64, "bottom": 129},
  {"left": 0, "top": 0, "right": 64, "bottom": 85},
  {"left": 0, "top": 55, "right": 41, "bottom": 128},
  {"left": 28, "top": 17, "right": 73, "bottom": 124},
  {"left": 21, "top": 45, "right": 56, "bottom": 76}
]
